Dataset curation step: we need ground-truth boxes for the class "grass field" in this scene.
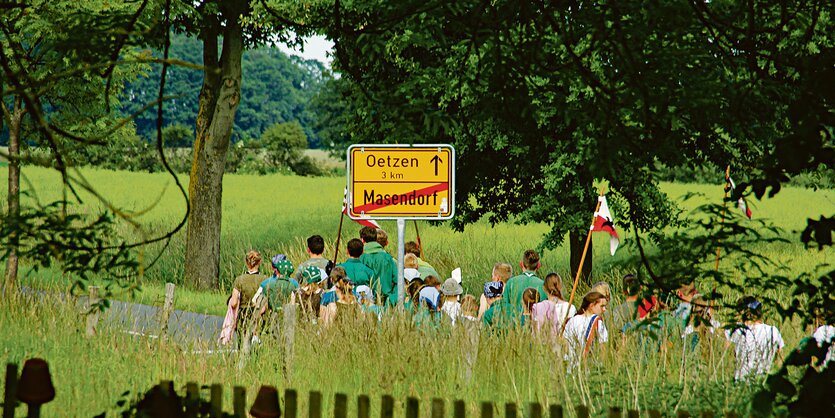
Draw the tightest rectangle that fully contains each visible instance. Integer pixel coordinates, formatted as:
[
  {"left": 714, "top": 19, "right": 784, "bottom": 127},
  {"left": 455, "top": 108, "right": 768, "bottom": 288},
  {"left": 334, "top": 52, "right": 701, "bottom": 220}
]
[{"left": 0, "top": 166, "right": 832, "bottom": 416}]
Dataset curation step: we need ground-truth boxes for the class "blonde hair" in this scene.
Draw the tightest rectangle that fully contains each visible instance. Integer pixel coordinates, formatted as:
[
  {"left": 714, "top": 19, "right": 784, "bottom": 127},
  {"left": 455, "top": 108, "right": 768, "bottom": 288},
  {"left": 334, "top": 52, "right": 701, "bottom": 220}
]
[
  {"left": 461, "top": 295, "right": 478, "bottom": 316},
  {"left": 590, "top": 281, "right": 611, "bottom": 300},
  {"left": 245, "top": 250, "right": 262, "bottom": 270},
  {"left": 492, "top": 263, "right": 512, "bottom": 282},
  {"left": 331, "top": 267, "right": 357, "bottom": 304},
  {"left": 404, "top": 253, "right": 419, "bottom": 269}
]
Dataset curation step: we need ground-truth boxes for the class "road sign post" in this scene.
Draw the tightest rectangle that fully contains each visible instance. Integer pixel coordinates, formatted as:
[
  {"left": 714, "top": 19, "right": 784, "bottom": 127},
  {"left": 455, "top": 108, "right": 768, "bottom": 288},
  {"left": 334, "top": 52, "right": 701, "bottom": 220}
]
[{"left": 346, "top": 145, "right": 455, "bottom": 306}]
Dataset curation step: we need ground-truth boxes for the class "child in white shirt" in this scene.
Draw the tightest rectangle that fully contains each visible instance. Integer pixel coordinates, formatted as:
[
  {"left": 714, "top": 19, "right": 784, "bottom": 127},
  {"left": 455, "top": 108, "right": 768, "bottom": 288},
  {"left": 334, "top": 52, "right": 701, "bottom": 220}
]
[
  {"left": 725, "top": 297, "right": 784, "bottom": 381},
  {"left": 564, "top": 291, "right": 609, "bottom": 371}
]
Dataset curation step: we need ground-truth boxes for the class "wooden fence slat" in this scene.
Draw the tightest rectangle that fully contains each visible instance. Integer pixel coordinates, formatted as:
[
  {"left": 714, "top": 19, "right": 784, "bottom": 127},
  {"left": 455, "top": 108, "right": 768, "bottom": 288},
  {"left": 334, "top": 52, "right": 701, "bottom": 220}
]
[
  {"left": 310, "top": 391, "right": 323, "bottom": 418},
  {"left": 283, "top": 303, "right": 298, "bottom": 379},
  {"left": 335, "top": 393, "right": 348, "bottom": 418},
  {"left": 505, "top": 403, "right": 517, "bottom": 418},
  {"left": 700, "top": 411, "right": 714, "bottom": 418},
  {"left": 528, "top": 403, "right": 543, "bottom": 418},
  {"left": 453, "top": 400, "right": 465, "bottom": 418},
  {"left": 406, "top": 397, "right": 419, "bottom": 418},
  {"left": 549, "top": 404, "right": 563, "bottom": 418},
  {"left": 185, "top": 382, "right": 199, "bottom": 418},
  {"left": 608, "top": 407, "right": 622, "bottom": 418},
  {"left": 3, "top": 363, "right": 18, "bottom": 418},
  {"left": 626, "top": 410, "right": 639, "bottom": 418},
  {"left": 210, "top": 384, "right": 223, "bottom": 418},
  {"left": 723, "top": 413, "right": 738, "bottom": 418},
  {"left": 86, "top": 286, "right": 100, "bottom": 337},
  {"left": 677, "top": 411, "right": 691, "bottom": 418},
  {"left": 575, "top": 405, "right": 589, "bottom": 418},
  {"left": 285, "top": 389, "right": 298, "bottom": 418},
  {"left": 233, "top": 386, "right": 246, "bottom": 418},
  {"left": 480, "top": 402, "right": 494, "bottom": 418},
  {"left": 160, "top": 283, "right": 176, "bottom": 335},
  {"left": 381, "top": 395, "right": 394, "bottom": 418},
  {"left": 357, "top": 395, "right": 370, "bottom": 418},
  {"left": 431, "top": 398, "right": 445, "bottom": 418},
  {"left": 648, "top": 410, "right": 662, "bottom": 418}
]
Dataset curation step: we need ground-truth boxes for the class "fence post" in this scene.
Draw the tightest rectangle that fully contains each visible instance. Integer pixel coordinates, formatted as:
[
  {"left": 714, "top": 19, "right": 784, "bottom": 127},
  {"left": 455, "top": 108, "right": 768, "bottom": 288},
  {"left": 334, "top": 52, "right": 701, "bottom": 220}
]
[
  {"left": 406, "top": 398, "right": 419, "bottom": 418},
  {"left": 648, "top": 410, "right": 661, "bottom": 418},
  {"left": 358, "top": 395, "right": 370, "bottom": 418},
  {"left": 210, "top": 384, "right": 223, "bottom": 418},
  {"left": 677, "top": 411, "right": 691, "bottom": 418},
  {"left": 86, "top": 286, "right": 100, "bottom": 337},
  {"left": 310, "top": 391, "right": 322, "bottom": 418},
  {"left": 185, "top": 382, "right": 199, "bottom": 418},
  {"left": 461, "top": 320, "right": 480, "bottom": 385},
  {"left": 335, "top": 393, "right": 348, "bottom": 418},
  {"left": 575, "top": 405, "right": 589, "bottom": 418},
  {"left": 453, "top": 400, "right": 465, "bottom": 418},
  {"left": 431, "top": 398, "right": 444, "bottom": 418},
  {"left": 528, "top": 403, "right": 543, "bottom": 418},
  {"left": 3, "top": 363, "right": 18, "bottom": 418},
  {"left": 505, "top": 403, "right": 517, "bottom": 418},
  {"left": 284, "top": 389, "right": 298, "bottom": 418},
  {"left": 381, "top": 395, "right": 394, "bottom": 418},
  {"left": 608, "top": 407, "right": 622, "bottom": 418},
  {"left": 160, "top": 283, "right": 176, "bottom": 335},
  {"left": 549, "top": 405, "right": 563, "bottom": 418},
  {"left": 480, "top": 402, "right": 494, "bottom": 418},
  {"left": 626, "top": 410, "right": 639, "bottom": 418},
  {"left": 233, "top": 386, "right": 246, "bottom": 418},
  {"left": 283, "top": 303, "right": 298, "bottom": 380},
  {"left": 700, "top": 411, "right": 714, "bottom": 418}
]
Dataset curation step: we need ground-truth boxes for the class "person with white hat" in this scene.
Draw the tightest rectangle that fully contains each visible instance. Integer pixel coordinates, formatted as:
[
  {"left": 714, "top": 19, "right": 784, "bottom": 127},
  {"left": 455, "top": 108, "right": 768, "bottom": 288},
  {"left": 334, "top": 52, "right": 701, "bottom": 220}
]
[{"left": 440, "top": 277, "right": 464, "bottom": 325}]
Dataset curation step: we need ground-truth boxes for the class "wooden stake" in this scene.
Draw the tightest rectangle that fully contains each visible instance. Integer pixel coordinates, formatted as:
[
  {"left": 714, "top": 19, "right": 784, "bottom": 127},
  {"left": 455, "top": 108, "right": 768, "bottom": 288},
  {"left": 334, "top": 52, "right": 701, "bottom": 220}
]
[
  {"left": 559, "top": 186, "right": 605, "bottom": 337},
  {"left": 414, "top": 220, "right": 424, "bottom": 259},
  {"left": 86, "top": 286, "right": 100, "bottom": 338},
  {"left": 333, "top": 209, "right": 346, "bottom": 265},
  {"left": 714, "top": 166, "right": 731, "bottom": 271}
]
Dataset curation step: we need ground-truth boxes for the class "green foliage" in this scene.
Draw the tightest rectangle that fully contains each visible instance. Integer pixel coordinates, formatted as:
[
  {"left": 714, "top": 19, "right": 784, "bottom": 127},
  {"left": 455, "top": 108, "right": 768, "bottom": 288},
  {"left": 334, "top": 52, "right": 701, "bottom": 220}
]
[
  {"left": 162, "top": 124, "right": 193, "bottom": 148},
  {"left": 122, "top": 33, "right": 328, "bottom": 147},
  {"left": 262, "top": 121, "right": 307, "bottom": 167}
]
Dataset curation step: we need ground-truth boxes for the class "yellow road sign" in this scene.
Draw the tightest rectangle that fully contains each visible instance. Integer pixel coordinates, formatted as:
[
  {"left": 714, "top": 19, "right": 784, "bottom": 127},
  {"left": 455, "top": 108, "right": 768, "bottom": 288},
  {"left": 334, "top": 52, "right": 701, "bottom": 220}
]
[{"left": 347, "top": 145, "right": 455, "bottom": 219}]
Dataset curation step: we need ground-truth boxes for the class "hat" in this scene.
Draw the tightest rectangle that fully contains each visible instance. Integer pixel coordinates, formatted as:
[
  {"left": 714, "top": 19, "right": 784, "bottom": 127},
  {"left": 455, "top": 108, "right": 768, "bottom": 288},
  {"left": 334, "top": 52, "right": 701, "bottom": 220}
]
[
  {"left": 450, "top": 267, "right": 462, "bottom": 284},
  {"left": 355, "top": 285, "right": 373, "bottom": 304},
  {"left": 404, "top": 268, "right": 421, "bottom": 282},
  {"left": 483, "top": 281, "right": 504, "bottom": 298},
  {"left": 271, "top": 255, "right": 293, "bottom": 275},
  {"left": 301, "top": 265, "right": 327, "bottom": 284},
  {"left": 418, "top": 286, "right": 440, "bottom": 311},
  {"left": 440, "top": 278, "right": 463, "bottom": 296}
]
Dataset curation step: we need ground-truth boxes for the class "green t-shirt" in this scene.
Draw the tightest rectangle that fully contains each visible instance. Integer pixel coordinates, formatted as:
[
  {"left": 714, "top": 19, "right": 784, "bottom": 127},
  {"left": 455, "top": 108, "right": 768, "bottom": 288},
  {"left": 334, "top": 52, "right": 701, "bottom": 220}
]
[
  {"left": 259, "top": 275, "right": 299, "bottom": 309},
  {"left": 338, "top": 258, "right": 375, "bottom": 287},
  {"left": 504, "top": 271, "right": 547, "bottom": 310},
  {"left": 360, "top": 242, "right": 397, "bottom": 306},
  {"left": 416, "top": 258, "right": 440, "bottom": 280},
  {"left": 233, "top": 272, "right": 266, "bottom": 308},
  {"left": 482, "top": 298, "right": 521, "bottom": 329}
]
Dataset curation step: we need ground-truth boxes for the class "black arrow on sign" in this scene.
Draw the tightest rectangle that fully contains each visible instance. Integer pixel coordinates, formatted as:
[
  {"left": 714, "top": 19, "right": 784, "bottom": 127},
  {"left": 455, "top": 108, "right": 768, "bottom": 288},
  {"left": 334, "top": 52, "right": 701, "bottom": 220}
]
[{"left": 430, "top": 155, "right": 442, "bottom": 176}]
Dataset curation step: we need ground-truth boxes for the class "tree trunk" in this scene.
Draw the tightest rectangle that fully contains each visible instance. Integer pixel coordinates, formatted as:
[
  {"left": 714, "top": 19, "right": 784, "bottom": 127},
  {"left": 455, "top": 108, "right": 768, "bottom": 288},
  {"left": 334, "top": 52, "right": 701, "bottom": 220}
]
[
  {"left": 183, "top": 5, "right": 245, "bottom": 290},
  {"left": 3, "top": 97, "right": 23, "bottom": 289},
  {"left": 569, "top": 230, "right": 593, "bottom": 285}
]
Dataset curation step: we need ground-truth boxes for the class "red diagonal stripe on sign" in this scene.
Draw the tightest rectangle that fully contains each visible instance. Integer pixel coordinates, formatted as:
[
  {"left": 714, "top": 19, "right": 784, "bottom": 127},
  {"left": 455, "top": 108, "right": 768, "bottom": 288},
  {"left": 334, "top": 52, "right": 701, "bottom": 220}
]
[{"left": 352, "top": 182, "right": 450, "bottom": 214}]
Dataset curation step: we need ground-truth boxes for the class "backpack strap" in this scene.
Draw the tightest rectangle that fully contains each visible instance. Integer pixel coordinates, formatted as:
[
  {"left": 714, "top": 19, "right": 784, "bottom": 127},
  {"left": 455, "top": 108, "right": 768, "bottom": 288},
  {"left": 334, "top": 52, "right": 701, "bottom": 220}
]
[{"left": 583, "top": 315, "right": 601, "bottom": 358}]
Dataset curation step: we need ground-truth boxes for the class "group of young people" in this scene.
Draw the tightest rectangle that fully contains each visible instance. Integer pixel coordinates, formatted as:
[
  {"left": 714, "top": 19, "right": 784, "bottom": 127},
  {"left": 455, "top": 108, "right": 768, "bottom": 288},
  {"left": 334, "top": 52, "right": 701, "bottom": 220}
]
[{"left": 218, "top": 227, "right": 834, "bottom": 380}]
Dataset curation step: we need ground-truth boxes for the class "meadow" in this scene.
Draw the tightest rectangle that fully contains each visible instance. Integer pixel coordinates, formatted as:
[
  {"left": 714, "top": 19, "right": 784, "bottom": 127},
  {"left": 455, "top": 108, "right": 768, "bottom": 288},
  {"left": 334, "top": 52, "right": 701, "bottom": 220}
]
[{"left": 0, "top": 166, "right": 832, "bottom": 416}]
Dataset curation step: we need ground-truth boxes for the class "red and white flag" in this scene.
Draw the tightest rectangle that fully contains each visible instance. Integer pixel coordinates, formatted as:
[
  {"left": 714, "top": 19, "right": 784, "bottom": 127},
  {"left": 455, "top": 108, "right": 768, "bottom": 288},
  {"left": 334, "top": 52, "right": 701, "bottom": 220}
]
[
  {"left": 591, "top": 195, "right": 619, "bottom": 256},
  {"left": 343, "top": 188, "right": 380, "bottom": 228},
  {"left": 726, "top": 176, "right": 752, "bottom": 219}
]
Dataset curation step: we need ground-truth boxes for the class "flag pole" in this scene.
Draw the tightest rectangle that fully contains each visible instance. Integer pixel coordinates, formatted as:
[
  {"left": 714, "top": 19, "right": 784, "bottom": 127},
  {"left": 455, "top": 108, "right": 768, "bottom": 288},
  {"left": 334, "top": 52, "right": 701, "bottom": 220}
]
[
  {"left": 414, "top": 220, "right": 424, "bottom": 259},
  {"left": 334, "top": 205, "right": 347, "bottom": 265},
  {"left": 714, "top": 165, "right": 731, "bottom": 271},
  {"left": 559, "top": 185, "right": 606, "bottom": 337}
]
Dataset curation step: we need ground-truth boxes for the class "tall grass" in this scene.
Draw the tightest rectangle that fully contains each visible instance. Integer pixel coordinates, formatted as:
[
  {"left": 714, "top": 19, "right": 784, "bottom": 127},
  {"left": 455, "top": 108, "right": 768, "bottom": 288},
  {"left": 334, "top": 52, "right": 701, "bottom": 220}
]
[{"left": 0, "top": 286, "right": 807, "bottom": 417}]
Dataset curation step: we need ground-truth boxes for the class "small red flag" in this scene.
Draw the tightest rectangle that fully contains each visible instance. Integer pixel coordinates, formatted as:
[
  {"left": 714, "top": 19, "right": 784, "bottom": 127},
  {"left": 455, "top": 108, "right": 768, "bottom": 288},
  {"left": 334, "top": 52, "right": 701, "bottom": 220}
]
[{"left": 591, "top": 195, "right": 619, "bottom": 256}]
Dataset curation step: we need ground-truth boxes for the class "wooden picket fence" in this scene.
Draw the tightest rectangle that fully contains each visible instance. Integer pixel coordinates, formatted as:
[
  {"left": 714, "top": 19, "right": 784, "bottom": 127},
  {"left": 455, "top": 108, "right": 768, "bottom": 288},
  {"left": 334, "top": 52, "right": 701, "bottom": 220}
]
[{"left": 4, "top": 359, "right": 744, "bottom": 418}]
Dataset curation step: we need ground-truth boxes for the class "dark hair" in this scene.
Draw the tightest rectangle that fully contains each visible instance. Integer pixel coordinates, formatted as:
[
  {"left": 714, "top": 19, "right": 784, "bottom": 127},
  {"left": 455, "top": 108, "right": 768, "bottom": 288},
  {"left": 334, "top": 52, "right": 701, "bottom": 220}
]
[
  {"left": 739, "top": 295, "right": 763, "bottom": 322},
  {"left": 405, "top": 241, "right": 422, "bottom": 257},
  {"left": 307, "top": 235, "right": 325, "bottom": 255},
  {"left": 407, "top": 278, "right": 424, "bottom": 302},
  {"left": 423, "top": 275, "right": 441, "bottom": 287},
  {"left": 347, "top": 238, "right": 364, "bottom": 258},
  {"left": 360, "top": 226, "right": 377, "bottom": 243},
  {"left": 522, "top": 287, "right": 540, "bottom": 314},
  {"left": 577, "top": 291, "right": 608, "bottom": 315},
  {"left": 543, "top": 272, "right": 564, "bottom": 300},
  {"left": 376, "top": 228, "right": 388, "bottom": 247},
  {"left": 522, "top": 249, "right": 540, "bottom": 271},
  {"left": 622, "top": 274, "right": 640, "bottom": 296}
]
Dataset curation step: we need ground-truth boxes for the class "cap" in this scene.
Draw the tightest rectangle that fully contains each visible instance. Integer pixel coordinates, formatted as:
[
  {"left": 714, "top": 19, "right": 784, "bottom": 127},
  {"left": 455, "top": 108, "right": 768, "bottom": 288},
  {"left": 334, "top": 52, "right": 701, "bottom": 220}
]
[
  {"left": 483, "top": 281, "right": 504, "bottom": 298},
  {"left": 272, "top": 257, "right": 294, "bottom": 275},
  {"left": 301, "top": 265, "right": 327, "bottom": 284}
]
